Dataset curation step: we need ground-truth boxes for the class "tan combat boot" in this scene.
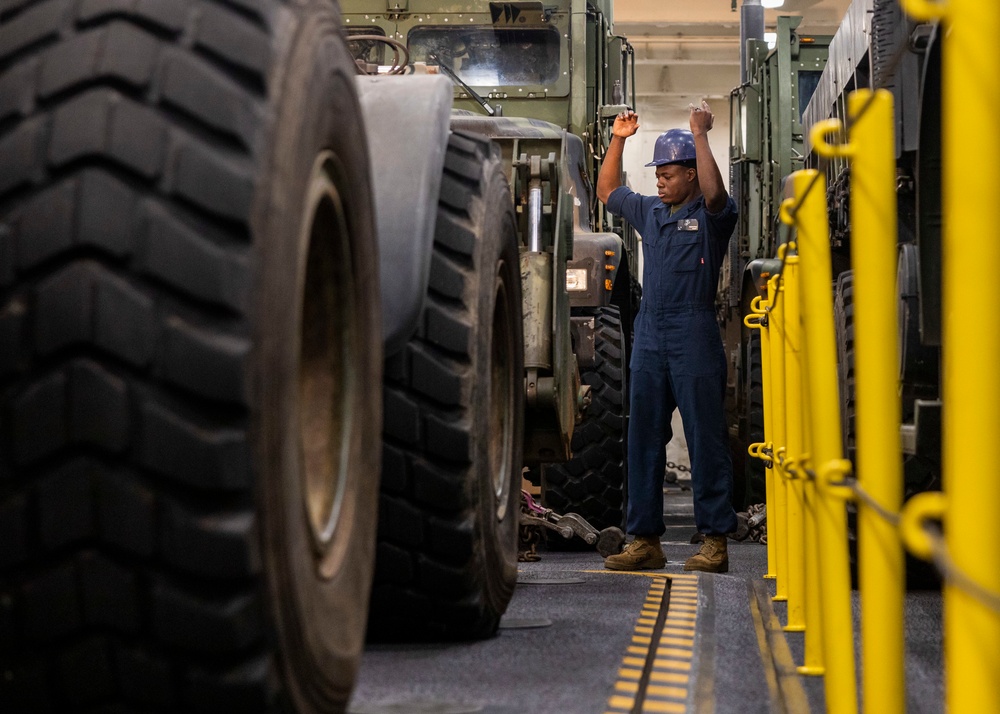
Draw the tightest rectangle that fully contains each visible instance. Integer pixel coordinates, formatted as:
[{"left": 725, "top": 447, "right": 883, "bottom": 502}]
[
  {"left": 604, "top": 535, "right": 666, "bottom": 571},
  {"left": 683, "top": 535, "right": 729, "bottom": 573}
]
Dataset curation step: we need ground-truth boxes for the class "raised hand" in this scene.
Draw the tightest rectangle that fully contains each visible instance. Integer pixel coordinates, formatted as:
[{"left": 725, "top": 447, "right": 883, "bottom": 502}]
[
  {"left": 613, "top": 109, "right": 640, "bottom": 138},
  {"left": 689, "top": 100, "right": 714, "bottom": 136}
]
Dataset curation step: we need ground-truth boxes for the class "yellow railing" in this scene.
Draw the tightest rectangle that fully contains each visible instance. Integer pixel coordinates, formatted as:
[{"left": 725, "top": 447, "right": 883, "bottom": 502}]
[{"left": 743, "top": 2, "right": 1000, "bottom": 711}]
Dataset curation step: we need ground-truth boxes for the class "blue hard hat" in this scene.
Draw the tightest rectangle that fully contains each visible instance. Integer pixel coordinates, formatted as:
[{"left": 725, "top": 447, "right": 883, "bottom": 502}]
[{"left": 645, "top": 128, "right": 697, "bottom": 167}]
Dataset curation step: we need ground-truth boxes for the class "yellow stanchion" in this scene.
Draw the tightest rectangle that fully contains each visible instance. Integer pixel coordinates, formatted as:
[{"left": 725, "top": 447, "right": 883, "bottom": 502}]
[
  {"left": 798, "top": 412, "right": 826, "bottom": 676},
  {"left": 786, "top": 168, "right": 858, "bottom": 713},
  {"left": 781, "top": 249, "right": 805, "bottom": 634},
  {"left": 800, "top": 473, "right": 823, "bottom": 675},
  {"left": 744, "top": 295, "right": 776, "bottom": 581},
  {"left": 785, "top": 239, "right": 825, "bottom": 676},
  {"left": 852, "top": 88, "right": 905, "bottom": 714},
  {"left": 767, "top": 273, "right": 789, "bottom": 604},
  {"left": 900, "top": 1, "right": 1000, "bottom": 712},
  {"left": 782, "top": 217, "right": 824, "bottom": 675}
]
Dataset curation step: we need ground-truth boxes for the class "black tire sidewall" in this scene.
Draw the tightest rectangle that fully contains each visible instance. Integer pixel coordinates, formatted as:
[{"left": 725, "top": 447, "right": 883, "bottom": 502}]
[
  {"left": 744, "top": 329, "right": 766, "bottom": 507},
  {"left": 253, "top": 12, "right": 380, "bottom": 709},
  {"left": 469, "top": 156, "right": 523, "bottom": 625},
  {"left": 834, "top": 271, "right": 855, "bottom": 458},
  {"left": 541, "top": 306, "right": 627, "bottom": 532}
]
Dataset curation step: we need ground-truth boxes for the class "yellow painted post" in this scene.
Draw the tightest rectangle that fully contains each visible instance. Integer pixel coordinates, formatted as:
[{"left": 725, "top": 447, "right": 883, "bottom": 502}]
[
  {"left": 745, "top": 296, "right": 776, "bottom": 580},
  {"left": 899, "top": 1, "right": 1000, "bottom": 711},
  {"left": 767, "top": 273, "right": 789, "bottom": 604},
  {"left": 781, "top": 197, "right": 824, "bottom": 676},
  {"left": 781, "top": 248, "right": 805, "bottom": 634},
  {"left": 848, "top": 88, "right": 904, "bottom": 714},
  {"left": 799, "top": 386, "right": 824, "bottom": 676},
  {"left": 940, "top": 2, "right": 1000, "bottom": 710},
  {"left": 789, "top": 167, "right": 858, "bottom": 713},
  {"left": 763, "top": 471, "right": 777, "bottom": 577}
]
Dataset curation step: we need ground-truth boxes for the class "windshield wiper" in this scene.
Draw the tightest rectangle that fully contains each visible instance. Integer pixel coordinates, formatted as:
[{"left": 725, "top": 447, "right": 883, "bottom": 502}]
[{"left": 428, "top": 52, "right": 496, "bottom": 116}]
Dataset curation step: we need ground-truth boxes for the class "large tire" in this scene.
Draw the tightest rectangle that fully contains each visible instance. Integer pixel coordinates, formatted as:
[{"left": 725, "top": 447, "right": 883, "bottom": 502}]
[
  {"left": 369, "top": 131, "right": 524, "bottom": 640},
  {"left": 744, "top": 329, "right": 766, "bottom": 507},
  {"left": 0, "top": 3, "right": 382, "bottom": 712},
  {"left": 835, "top": 271, "right": 939, "bottom": 589},
  {"left": 542, "top": 306, "right": 627, "bottom": 531},
  {"left": 834, "top": 271, "right": 857, "bottom": 459},
  {"left": 835, "top": 271, "right": 863, "bottom": 585}
]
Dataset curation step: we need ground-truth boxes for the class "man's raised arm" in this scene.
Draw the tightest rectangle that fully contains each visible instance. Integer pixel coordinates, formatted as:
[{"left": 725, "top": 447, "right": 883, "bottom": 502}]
[{"left": 689, "top": 101, "right": 727, "bottom": 213}]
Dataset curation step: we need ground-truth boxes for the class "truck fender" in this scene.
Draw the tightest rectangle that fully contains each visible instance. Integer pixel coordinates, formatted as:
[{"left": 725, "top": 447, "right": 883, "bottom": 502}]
[
  {"left": 567, "top": 231, "right": 624, "bottom": 309},
  {"left": 355, "top": 75, "right": 454, "bottom": 355},
  {"left": 745, "top": 257, "right": 784, "bottom": 299}
]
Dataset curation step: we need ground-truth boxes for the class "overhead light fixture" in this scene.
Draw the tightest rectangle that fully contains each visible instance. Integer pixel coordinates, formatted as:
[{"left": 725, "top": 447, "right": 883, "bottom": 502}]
[{"left": 761, "top": 0, "right": 785, "bottom": 8}]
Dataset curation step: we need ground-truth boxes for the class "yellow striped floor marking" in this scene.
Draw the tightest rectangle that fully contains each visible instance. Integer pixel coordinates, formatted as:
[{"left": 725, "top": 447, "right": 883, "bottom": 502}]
[
  {"left": 662, "top": 627, "right": 695, "bottom": 637},
  {"left": 642, "top": 701, "right": 686, "bottom": 713},
  {"left": 604, "top": 574, "right": 700, "bottom": 714},
  {"left": 659, "top": 636, "right": 694, "bottom": 647}
]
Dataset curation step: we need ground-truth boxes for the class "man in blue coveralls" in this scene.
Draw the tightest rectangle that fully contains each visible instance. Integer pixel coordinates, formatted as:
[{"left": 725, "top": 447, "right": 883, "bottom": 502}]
[{"left": 599, "top": 101, "right": 738, "bottom": 573}]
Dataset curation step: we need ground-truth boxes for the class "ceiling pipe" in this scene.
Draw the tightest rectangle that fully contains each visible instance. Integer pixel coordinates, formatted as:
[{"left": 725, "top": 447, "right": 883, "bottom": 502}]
[
  {"left": 740, "top": 0, "right": 765, "bottom": 83},
  {"left": 733, "top": 1, "right": 765, "bottom": 222}
]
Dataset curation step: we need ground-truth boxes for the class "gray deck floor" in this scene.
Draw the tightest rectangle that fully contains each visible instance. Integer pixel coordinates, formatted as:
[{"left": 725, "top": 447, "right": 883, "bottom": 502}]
[{"left": 349, "top": 472, "right": 944, "bottom": 714}]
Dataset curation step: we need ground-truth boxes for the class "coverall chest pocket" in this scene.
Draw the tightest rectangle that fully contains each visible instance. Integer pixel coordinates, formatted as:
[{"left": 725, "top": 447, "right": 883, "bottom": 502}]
[{"left": 669, "top": 231, "right": 703, "bottom": 273}]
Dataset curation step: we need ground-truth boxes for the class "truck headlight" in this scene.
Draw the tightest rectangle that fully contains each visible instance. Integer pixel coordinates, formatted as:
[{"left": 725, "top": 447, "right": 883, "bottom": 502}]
[{"left": 566, "top": 268, "right": 588, "bottom": 292}]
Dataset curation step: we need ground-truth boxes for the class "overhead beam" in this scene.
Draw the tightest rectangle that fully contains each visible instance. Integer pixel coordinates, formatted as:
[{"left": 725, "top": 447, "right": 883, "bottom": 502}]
[
  {"left": 633, "top": 58, "right": 740, "bottom": 66},
  {"left": 615, "top": 22, "right": 741, "bottom": 38},
  {"left": 634, "top": 92, "right": 730, "bottom": 100}
]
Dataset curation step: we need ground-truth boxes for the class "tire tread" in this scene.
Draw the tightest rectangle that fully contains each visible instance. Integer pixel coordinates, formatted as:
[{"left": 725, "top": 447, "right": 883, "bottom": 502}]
[
  {"left": 0, "top": 1, "right": 279, "bottom": 708},
  {"left": 370, "top": 130, "right": 517, "bottom": 639},
  {"left": 542, "top": 306, "right": 627, "bottom": 532}
]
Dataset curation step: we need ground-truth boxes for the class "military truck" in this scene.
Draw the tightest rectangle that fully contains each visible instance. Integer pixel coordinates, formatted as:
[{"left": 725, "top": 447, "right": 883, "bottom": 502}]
[
  {"left": 0, "top": 0, "right": 634, "bottom": 710},
  {"left": 802, "top": 0, "right": 942, "bottom": 483},
  {"left": 724, "top": 0, "right": 943, "bottom": 579},
  {"left": 722, "top": 15, "right": 831, "bottom": 508},
  {"left": 803, "top": 0, "right": 942, "bottom": 584},
  {"left": 341, "top": 0, "right": 640, "bottom": 638}
]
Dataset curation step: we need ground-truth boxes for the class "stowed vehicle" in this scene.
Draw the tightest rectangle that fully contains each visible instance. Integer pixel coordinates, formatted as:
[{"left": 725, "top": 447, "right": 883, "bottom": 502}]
[
  {"left": 341, "top": 0, "right": 641, "bottom": 637},
  {"left": 0, "top": 0, "right": 636, "bottom": 711},
  {"left": 723, "top": 0, "right": 944, "bottom": 581},
  {"left": 722, "top": 15, "right": 831, "bottom": 511}
]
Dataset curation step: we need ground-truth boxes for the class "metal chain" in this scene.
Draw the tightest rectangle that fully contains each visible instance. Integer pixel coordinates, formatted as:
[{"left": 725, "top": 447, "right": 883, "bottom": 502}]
[
  {"left": 844, "top": 477, "right": 902, "bottom": 526},
  {"left": 664, "top": 460, "right": 691, "bottom": 488},
  {"left": 926, "top": 524, "right": 1000, "bottom": 614},
  {"left": 518, "top": 522, "right": 541, "bottom": 562},
  {"left": 746, "top": 503, "right": 767, "bottom": 544},
  {"left": 774, "top": 451, "right": 815, "bottom": 482}
]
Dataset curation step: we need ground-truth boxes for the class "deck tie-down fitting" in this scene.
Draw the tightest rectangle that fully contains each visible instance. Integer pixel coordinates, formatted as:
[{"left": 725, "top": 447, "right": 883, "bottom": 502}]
[{"left": 519, "top": 490, "right": 625, "bottom": 558}]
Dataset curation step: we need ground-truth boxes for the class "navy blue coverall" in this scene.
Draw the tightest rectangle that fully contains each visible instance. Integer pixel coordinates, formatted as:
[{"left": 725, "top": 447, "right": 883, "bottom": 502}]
[{"left": 607, "top": 186, "right": 739, "bottom": 537}]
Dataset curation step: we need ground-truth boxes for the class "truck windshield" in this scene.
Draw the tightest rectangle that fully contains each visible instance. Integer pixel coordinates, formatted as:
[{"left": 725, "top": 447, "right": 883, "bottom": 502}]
[{"left": 408, "top": 26, "right": 561, "bottom": 87}]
